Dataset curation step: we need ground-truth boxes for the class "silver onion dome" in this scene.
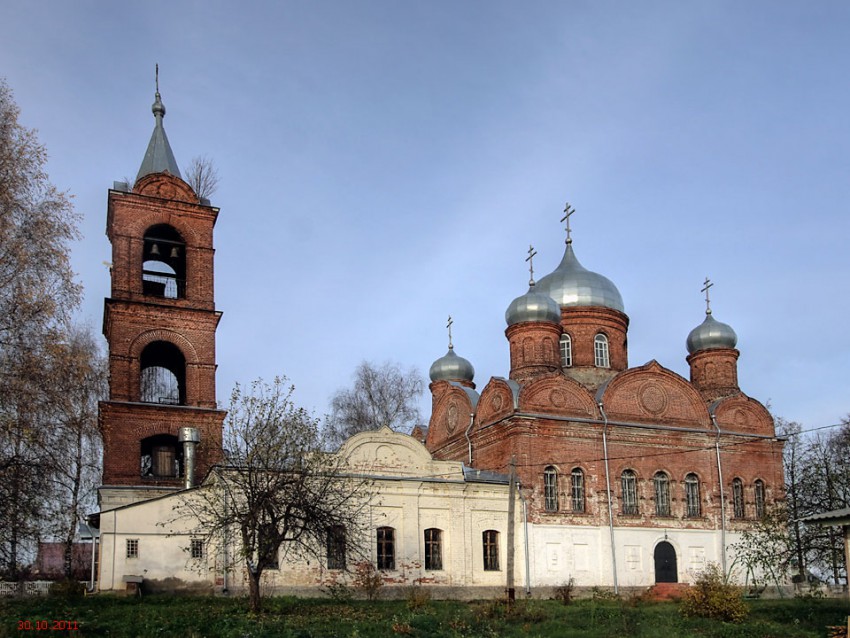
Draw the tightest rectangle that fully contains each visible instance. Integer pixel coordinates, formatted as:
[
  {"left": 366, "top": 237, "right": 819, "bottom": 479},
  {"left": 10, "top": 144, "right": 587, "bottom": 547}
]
[
  {"left": 505, "top": 284, "right": 562, "bottom": 326},
  {"left": 686, "top": 313, "right": 738, "bottom": 354},
  {"left": 535, "top": 244, "right": 624, "bottom": 312},
  {"left": 429, "top": 347, "right": 475, "bottom": 383}
]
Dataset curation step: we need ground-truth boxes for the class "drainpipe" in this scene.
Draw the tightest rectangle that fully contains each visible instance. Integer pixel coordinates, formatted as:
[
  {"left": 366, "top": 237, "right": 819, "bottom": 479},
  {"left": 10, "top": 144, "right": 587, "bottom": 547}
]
[
  {"left": 178, "top": 427, "right": 200, "bottom": 489},
  {"left": 710, "top": 414, "right": 728, "bottom": 574},
  {"left": 599, "top": 402, "right": 619, "bottom": 594},
  {"left": 222, "top": 478, "right": 229, "bottom": 594},
  {"left": 519, "top": 483, "right": 531, "bottom": 596},
  {"left": 464, "top": 413, "right": 475, "bottom": 466}
]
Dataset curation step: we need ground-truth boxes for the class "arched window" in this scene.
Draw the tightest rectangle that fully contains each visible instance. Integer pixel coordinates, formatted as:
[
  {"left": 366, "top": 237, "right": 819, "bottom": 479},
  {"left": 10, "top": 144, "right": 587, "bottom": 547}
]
[
  {"left": 570, "top": 468, "right": 585, "bottom": 513},
  {"left": 560, "top": 333, "right": 572, "bottom": 367},
  {"left": 654, "top": 472, "right": 671, "bottom": 517},
  {"left": 482, "top": 530, "right": 499, "bottom": 571},
  {"left": 326, "top": 525, "right": 346, "bottom": 569},
  {"left": 140, "top": 434, "right": 182, "bottom": 478},
  {"left": 142, "top": 224, "right": 186, "bottom": 299},
  {"left": 543, "top": 466, "right": 559, "bottom": 512},
  {"left": 685, "top": 473, "right": 701, "bottom": 517},
  {"left": 754, "top": 480, "right": 766, "bottom": 519},
  {"left": 377, "top": 526, "right": 395, "bottom": 570},
  {"left": 424, "top": 528, "right": 442, "bottom": 570},
  {"left": 621, "top": 470, "right": 638, "bottom": 515},
  {"left": 140, "top": 341, "right": 186, "bottom": 405},
  {"left": 594, "top": 334, "right": 610, "bottom": 368},
  {"left": 732, "top": 478, "right": 745, "bottom": 519}
]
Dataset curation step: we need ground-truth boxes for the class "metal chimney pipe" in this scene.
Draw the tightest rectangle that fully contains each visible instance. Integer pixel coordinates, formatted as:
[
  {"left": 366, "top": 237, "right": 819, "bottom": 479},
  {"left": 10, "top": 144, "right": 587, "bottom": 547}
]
[{"left": 178, "top": 427, "right": 200, "bottom": 489}]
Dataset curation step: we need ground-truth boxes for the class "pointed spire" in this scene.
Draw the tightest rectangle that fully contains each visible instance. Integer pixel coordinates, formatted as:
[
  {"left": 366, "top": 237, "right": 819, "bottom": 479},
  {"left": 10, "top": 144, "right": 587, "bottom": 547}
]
[{"left": 136, "top": 64, "right": 182, "bottom": 182}]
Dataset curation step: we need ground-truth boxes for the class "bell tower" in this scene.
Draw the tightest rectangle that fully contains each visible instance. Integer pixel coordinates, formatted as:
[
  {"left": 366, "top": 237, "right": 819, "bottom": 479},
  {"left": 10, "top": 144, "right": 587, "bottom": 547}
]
[{"left": 99, "top": 80, "right": 225, "bottom": 510}]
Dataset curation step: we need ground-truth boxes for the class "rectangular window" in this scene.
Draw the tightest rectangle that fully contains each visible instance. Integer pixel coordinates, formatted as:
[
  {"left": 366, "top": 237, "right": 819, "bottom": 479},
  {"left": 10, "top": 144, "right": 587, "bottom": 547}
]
[
  {"left": 326, "top": 526, "right": 346, "bottom": 570},
  {"left": 754, "top": 481, "right": 766, "bottom": 519},
  {"left": 621, "top": 472, "right": 638, "bottom": 515},
  {"left": 424, "top": 528, "right": 442, "bottom": 571},
  {"left": 571, "top": 469, "right": 585, "bottom": 513},
  {"left": 190, "top": 538, "right": 204, "bottom": 559},
  {"left": 685, "top": 474, "right": 701, "bottom": 518},
  {"left": 732, "top": 479, "right": 745, "bottom": 519},
  {"left": 654, "top": 474, "right": 671, "bottom": 517},
  {"left": 544, "top": 467, "right": 559, "bottom": 512},
  {"left": 483, "top": 530, "right": 499, "bottom": 571},
  {"left": 377, "top": 527, "right": 395, "bottom": 571},
  {"left": 126, "top": 539, "right": 139, "bottom": 559}
]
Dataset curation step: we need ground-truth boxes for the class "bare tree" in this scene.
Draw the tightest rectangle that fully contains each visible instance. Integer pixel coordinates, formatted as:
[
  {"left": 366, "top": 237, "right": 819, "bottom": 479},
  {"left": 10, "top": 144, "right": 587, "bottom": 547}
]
[
  {"left": 0, "top": 79, "right": 83, "bottom": 578},
  {"left": 325, "top": 361, "right": 424, "bottom": 450},
  {"left": 43, "top": 325, "right": 106, "bottom": 579},
  {"left": 185, "top": 155, "right": 220, "bottom": 201},
  {"left": 177, "top": 377, "right": 369, "bottom": 613}
]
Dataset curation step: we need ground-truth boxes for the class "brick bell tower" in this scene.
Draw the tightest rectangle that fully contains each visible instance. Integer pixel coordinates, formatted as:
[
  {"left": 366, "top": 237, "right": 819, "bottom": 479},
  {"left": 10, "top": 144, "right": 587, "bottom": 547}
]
[{"left": 99, "top": 79, "right": 225, "bottom": 511}]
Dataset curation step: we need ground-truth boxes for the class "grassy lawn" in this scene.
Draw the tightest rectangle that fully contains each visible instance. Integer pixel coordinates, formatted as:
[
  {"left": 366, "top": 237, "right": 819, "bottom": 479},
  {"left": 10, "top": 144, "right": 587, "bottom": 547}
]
[{"left": 2, "top": 594, "right": 849, "bottom": 637}]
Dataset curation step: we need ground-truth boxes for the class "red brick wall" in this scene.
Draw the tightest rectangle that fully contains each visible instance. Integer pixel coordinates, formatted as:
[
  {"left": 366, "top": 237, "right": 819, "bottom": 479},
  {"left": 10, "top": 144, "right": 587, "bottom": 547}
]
[{"left": 100, "top": 173, "right": 224, "bottom": 488}]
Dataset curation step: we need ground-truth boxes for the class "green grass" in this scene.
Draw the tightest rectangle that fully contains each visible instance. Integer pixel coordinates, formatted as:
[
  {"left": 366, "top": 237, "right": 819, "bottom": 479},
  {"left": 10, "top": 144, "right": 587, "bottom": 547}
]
[{"left": 1, "top": 594, "right": 848, "bottom": 637}]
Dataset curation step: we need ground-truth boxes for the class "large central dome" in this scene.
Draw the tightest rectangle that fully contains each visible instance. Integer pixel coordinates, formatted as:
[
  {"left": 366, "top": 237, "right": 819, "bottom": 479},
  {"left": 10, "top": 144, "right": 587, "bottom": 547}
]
[{"left": 535, "top": 244, "right": 624, "bottom": 312}]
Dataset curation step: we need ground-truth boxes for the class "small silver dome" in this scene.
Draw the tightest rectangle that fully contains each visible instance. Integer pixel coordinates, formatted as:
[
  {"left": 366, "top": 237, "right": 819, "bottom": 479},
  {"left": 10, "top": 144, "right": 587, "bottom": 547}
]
[
  {"left": 505, "top": 285, "right": 562, "bottom": 326},
  {"left": 686, "top": 313, "right": 738, "bottom": 354},
  {"left": 535, "top": 244, "right": 624, "bottom": 312},
  {"left": 429, "top": 347, "right": 475, "bottom": 382}
]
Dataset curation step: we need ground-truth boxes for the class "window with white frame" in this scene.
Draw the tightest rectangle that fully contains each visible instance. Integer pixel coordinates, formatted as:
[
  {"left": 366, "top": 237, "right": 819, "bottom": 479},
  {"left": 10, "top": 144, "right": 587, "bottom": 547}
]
[
  {"left": 377, "top": 526, "right": 395, "bottom": 570},
  {"left": 560, "top": 333, "right": 572, "bottom": 367},
  {"left": 482, "top": 530, "right": 500, "bottom": 571},
  {"left": 190, "top": 538, "right": 205, "bottom": 559},
  {"left": 685, "top": 473, "right": 701, "bottom": 517},
  {"left": 654, "top": 471, "right": 671, "bottom": 517},
  {"left": 754, "top": 480, "right": 766, "bottom": 519},
  {"left": 621, "top": 470, "right": 638, "bottom": 515},
  {"left": 424, "top": 528, "right": 442, "bottom": 571},
  {"left": 594, "top": 334, "right": 610, "bottom": 368},
  {"left": 732, "top": 478, "right": 745, "bottom": 519},
  {"left": 326, "top": 525, "right": 346, "bottom": 570},
  {"left": 126, "top": 539, "right": 139, "bottom": 559},
  {"left": 571, "top": 468, "right": 585, "bottom": 513},
  {"left": 544, "top": 466, "right": 559, "bottom": 512}
]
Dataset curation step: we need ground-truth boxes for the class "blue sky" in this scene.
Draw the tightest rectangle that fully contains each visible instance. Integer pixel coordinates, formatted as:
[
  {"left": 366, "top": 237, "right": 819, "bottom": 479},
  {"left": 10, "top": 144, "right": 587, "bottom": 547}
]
[{"left": 2, "top": 1, "right": 848, "bottom": 430}]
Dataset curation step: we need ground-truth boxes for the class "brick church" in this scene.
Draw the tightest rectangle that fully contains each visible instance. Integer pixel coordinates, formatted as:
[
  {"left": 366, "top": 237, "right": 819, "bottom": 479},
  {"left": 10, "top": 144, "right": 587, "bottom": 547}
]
[
  {"left": 424, "top": 213, "right": 784, "bottom": 588},
  {"left": 94, "top": 83, "right": 784, "bottom": 593}
]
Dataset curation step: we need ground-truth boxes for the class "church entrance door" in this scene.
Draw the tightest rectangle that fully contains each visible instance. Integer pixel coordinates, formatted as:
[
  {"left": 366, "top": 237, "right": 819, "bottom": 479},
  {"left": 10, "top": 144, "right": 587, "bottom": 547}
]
[{"left": 654, "top": 541, "right": 677, "bottom": 583}]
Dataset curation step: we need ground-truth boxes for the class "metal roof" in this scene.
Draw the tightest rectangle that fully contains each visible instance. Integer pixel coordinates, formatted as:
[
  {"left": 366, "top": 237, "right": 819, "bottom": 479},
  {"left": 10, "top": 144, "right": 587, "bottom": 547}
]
[{"left": 136, "top": 90, "right": 182, "bottom": 182}]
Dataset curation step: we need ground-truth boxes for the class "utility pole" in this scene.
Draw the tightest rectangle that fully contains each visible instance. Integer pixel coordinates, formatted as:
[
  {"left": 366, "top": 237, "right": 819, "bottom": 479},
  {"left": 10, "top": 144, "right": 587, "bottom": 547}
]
[{"left": 506, "top": 455, "right": 516, "bottom": 602}]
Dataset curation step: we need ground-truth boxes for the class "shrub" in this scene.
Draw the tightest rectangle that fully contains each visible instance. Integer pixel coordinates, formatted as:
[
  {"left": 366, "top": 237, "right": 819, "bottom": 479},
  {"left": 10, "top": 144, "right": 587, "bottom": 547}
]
[
  {"left": 680, "top": 563, "right": 749, "bottom": 623},
  {"left": 553, "top": 577, "right": 575, "bottom": 605},
  {"left": 405, "top": 584, "right": 431, "bottom": 611},
  {"left": 321, "top": 580, "right": 353, "bottom": 603},
  {"left": 48, "top": 579, "right": 85, "bottom": 599},
  {"left": 352, "top": 561, "right": 383, "bottom": 601}
]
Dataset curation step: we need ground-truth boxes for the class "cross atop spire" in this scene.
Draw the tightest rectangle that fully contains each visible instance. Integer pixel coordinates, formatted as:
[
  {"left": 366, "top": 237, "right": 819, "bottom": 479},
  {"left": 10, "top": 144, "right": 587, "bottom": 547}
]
[
  {"left": 561, "top": 202, "right": 575, "bottom": 245},
  {"left": 525, "top": 244, "right": 538, "bottom": 286},
  {"left": 446, "top": 315, "right": 454, "bottom": 349},
  {"left": 701, "top": 277, "right": 714, "bottom": 315}
]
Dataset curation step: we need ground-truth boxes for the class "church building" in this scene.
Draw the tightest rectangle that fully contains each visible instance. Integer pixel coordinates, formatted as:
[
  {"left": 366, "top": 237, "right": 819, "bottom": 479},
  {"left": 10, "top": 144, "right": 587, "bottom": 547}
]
[
  {"left": 94, "top": 84, "right": 784, "bottom": 595},
  {"left": 424, "top": 208, "right": 784, "bottom": 589}
]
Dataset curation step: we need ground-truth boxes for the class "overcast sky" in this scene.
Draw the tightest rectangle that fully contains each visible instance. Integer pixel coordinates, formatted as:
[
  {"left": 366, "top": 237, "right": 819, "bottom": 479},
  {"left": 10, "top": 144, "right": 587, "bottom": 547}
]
[{"left": 2, "top": 1, "right": 848, "bottom": 431}]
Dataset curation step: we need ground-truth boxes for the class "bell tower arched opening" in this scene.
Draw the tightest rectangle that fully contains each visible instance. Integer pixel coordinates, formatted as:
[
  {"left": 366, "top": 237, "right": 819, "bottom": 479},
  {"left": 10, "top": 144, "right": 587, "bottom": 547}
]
[
  {"left": 142, "top": 224, "right": 186, "bottom": 299},
  {"left": 140, "top": 340, "right": 186, "bottom": 405}
]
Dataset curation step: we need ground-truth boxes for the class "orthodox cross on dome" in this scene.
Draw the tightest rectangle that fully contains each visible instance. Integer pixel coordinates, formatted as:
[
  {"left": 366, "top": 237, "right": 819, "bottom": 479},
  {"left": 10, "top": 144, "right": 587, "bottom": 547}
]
[
  {"left": 701, "top": 277, "right": 714, "bottom": 315},
  {"left": 561, "top": 202, "right": 575, "bottom": 245},
  {"left": 525, "top": 244, "right": 537, "bottom": 286},
  {"left": 155, "top": 63, "right": 159, "bottom": 93},
  {"left": 446, "top": 315, "right": 454, "bottom": 349}
]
